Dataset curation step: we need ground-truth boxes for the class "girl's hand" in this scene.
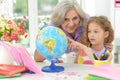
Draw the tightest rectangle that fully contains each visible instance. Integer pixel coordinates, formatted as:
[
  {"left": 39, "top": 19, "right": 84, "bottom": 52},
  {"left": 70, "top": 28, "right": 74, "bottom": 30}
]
[{"left": 67, "top": 37, "right": 80, "bottom": 51}]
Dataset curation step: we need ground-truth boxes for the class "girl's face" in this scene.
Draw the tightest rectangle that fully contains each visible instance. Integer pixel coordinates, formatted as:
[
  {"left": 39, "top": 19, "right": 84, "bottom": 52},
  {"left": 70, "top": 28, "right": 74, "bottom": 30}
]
[
  {"left": 88, "top": 22, "right": 108, "bottom": 46},
  {"left": 61, "top": 9, "right": 80, "bottom": 36}
]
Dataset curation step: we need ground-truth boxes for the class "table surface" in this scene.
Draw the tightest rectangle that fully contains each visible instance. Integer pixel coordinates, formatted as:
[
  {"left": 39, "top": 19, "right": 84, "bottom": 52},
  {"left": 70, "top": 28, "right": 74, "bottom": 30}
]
[{"left": 0, "top": 62, "right": 94, "bottom": 80}]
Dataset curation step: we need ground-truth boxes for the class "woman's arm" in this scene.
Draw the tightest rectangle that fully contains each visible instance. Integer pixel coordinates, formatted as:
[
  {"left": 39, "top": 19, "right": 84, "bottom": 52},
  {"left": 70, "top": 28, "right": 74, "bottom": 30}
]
[
  {"left": 105, "top": 43, "right": 113, "bottom": 53},
  {"left": 107, "top": 51, "right": 113, "bottom": 61},
  {"left": 34, "top": 49, "right": 45, "bottom": 62}
]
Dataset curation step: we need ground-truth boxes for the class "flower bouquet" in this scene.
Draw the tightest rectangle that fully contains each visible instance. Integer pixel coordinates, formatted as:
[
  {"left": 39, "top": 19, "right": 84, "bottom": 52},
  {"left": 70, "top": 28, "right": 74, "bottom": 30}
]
[
  {"left": 0, "top": 16, "right": 28, "bottom": 64},
  {"left": 0, "top": 16, "right": 27, "bottom": 42}
]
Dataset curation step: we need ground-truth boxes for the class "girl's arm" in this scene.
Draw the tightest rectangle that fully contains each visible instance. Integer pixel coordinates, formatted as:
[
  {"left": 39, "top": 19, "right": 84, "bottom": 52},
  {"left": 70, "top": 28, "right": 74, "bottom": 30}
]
[{"left": 68, "top": 38, "right": 94, "bottom": 62}]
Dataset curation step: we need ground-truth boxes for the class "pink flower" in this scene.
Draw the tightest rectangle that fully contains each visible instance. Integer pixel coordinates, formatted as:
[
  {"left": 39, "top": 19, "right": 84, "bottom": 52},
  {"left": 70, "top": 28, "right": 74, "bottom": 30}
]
[
  {"left": 0, "top": 17, "right": 27, "bottom": 42},
  {"left": 19, "top": 23, "right": 25, "bottom": 35},
  {"left": 23, "top": 16, "right": 26, "bottom": 19},
  {"left": 8, "top": 20, "right": 12, "bottom": 24}
]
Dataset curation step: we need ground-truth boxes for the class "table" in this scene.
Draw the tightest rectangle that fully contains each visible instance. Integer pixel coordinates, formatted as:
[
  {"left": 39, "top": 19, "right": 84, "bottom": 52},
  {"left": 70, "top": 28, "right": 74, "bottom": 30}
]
[{"left": 1, "top": 62, "right": 93, "bottom": 80}]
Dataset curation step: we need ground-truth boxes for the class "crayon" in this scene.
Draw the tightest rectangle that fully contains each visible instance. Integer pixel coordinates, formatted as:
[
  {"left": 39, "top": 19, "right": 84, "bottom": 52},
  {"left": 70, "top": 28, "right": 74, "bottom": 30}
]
[
  {"left": 100, "top": 46, "right": 108, "bottom": 60},
  {"left": 93, "top": 54, "right": 98, "bottom": 60}
]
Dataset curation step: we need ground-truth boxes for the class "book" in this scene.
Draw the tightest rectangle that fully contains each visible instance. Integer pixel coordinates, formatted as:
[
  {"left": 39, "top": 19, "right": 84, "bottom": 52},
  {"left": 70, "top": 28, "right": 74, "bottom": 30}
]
[
  {"left": 10, "top": 46, "right": 41, "bottom": 74},
  {"left": 88, "top": 75, "right": 108, "bottom": 80},
  {"left": 0, "top": 64, "right": 26, "bottom": 76},
  {"left": 87, "top": 65, "right": 120, "bottom": 80},
  {"left": 0, "top": 73, "right": 22, "bottom": 79},
  {"left": 1, "top": 41, "right": 42, "bottom": 74}
]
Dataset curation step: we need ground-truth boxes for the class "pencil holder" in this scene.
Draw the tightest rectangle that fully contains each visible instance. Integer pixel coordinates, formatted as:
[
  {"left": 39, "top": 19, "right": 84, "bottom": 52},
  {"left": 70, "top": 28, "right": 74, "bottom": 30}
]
[{"left": 94, "top": 60, "right": 111, "bottom": 66}]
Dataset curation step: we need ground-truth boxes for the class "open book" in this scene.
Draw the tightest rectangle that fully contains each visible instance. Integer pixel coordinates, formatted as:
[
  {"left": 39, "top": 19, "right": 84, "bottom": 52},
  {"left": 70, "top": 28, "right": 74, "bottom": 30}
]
[
  {"left": 0, "top": 64, "right": 26, "bottom": 76},
  {"left": 1, "top": 41, "right": 41, "bottom": 74}
]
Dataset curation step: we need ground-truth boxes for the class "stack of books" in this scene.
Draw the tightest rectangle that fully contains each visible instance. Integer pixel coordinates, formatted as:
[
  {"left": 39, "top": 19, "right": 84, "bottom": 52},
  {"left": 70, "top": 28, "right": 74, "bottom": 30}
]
[
  {"left": 0, "top": 64, "right": 26, "bottom": 79},
  {"left": 86, "top": 64, "right": 120, "bottom": 80}
]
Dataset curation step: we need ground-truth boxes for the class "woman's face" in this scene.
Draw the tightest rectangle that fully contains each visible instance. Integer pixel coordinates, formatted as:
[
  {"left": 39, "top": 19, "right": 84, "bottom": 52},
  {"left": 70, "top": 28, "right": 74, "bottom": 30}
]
[{"left": 61, "top": 9, "right": 80, "bottom": 35}]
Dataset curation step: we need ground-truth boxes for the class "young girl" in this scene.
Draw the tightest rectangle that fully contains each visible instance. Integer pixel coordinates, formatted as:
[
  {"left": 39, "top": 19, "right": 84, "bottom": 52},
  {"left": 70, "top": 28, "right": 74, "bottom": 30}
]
[{"left": 69, "top": 16, "right": 114, "bottom": 64}]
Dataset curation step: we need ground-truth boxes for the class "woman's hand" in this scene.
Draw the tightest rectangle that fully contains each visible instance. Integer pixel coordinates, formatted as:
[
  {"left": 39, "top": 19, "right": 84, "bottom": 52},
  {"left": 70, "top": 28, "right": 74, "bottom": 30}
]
[{"left": 105, "top": 43, "right": 113, "bottom": 52}]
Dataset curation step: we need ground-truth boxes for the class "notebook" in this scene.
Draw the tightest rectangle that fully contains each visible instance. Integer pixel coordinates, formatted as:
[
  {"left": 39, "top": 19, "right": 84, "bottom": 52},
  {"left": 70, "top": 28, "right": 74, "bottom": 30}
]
[
  {"left": 0, "top": 64, "right": 26, "bottom": 76},
  {"left": 88, "top": 74, "right": 108, "bottom": 80},
  {"left": 87, "top": 65, "right": 120, "bottom": 80},
  {"left": 0, "top": 73, "right": 22, "bottom": 79}
]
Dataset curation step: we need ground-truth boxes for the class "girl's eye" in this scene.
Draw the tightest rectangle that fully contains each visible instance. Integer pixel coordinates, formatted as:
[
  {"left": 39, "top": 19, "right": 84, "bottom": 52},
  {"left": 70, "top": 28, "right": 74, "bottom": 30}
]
[
  {"left": 95, "top": 31, "right": 98, "bottom": 33},
  {"left": 88, "top": 30, "right": 91, "bottom": 33}
]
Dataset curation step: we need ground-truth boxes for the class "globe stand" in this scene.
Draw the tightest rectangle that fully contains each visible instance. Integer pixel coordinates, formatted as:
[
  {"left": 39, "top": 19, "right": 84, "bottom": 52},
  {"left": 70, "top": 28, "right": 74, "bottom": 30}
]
[{"left": 41, "top": 60, "right": 64, "bottom": 73}]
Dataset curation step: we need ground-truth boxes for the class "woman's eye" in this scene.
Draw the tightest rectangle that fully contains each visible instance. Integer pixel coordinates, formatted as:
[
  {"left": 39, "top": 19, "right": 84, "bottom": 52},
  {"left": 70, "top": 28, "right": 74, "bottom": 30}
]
[
  {"left": 73, "top": 16, "right": 78, "bottom": 21},
  {"left": 64, "top": 18, "right": 69, "bottom": 21}
]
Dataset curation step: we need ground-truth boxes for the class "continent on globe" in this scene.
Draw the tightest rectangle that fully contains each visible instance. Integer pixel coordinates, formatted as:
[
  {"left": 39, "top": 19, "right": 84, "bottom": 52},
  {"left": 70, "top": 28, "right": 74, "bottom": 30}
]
[
  {"left": 58, "top": 29, "right": 66, "bottom": 37},
  {"left": 43, "top": 38, "right": 55, "bottom": 55}
]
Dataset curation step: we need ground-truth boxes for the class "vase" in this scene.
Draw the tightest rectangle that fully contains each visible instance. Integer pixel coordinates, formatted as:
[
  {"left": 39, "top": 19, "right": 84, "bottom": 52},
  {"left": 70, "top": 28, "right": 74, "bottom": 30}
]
[
  {"left": 11, "top": 40, "right": 16, "bottom": 44},
  {"left": 0, "top": 45, "right": 14, "bottom": 64}
]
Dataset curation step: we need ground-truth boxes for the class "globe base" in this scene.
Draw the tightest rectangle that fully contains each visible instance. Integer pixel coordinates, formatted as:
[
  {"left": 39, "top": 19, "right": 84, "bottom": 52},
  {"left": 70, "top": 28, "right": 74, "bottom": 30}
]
[
  {"left": 41, "top": 60, "right": 64, "bottom": 73},
  {"left": 41, "top": 66, "right": 64, "bottom": 73}
]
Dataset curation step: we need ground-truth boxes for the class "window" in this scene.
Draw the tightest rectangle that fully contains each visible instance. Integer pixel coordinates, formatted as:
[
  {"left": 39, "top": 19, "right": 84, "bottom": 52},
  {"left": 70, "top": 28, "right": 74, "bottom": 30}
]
[
  {"left": 37, "top": 0, "right": 58, "bottom": 29},
  {"left": 0, "top": 0, "right": 29, "bottom": 47},
  {"left": 13, "top": 0, "right": 29, "bottom": 47}
]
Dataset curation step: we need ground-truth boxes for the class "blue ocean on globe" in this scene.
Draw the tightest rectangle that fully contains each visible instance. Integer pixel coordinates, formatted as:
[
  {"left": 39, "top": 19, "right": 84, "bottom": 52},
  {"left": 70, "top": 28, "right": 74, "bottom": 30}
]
[{"left": 36, "top": 26, "right": 68, "bottom": 61}]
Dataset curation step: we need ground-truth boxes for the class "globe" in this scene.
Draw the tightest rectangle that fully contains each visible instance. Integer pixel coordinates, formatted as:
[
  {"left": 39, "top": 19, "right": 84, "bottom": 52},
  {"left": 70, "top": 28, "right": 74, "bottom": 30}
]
[{"left": 35, "top": 26, "right": 68, "bottom": 72}]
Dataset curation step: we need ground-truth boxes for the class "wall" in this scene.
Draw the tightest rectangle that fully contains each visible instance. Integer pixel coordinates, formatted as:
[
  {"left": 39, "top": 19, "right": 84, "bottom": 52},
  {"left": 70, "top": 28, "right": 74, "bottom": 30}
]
[
  {"left": 95, "top": 0, "right": 111, "bottom": 18},
  {"left": 83, "top": 0, "right": 112, "bottom": 19}
]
